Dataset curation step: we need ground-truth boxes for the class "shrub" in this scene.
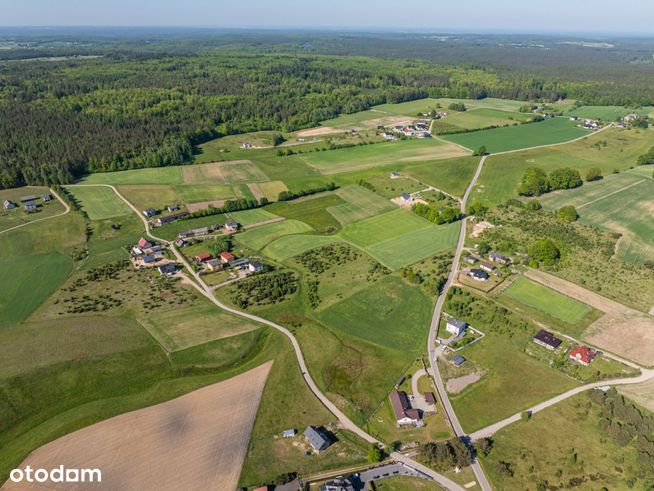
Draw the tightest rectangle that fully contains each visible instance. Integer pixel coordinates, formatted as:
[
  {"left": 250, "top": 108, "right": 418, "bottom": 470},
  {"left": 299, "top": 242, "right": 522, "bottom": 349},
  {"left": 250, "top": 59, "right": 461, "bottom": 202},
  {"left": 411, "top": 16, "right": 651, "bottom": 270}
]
[
  {"left": 585, "top": 167, "right": 603, "bottom": 182},
  {"left": 518, "top": 167, "right": 550, "bottom": 196},
  {"left": 528, "top": 239, "right": 560, "bottom": 266},
  {"left": 555, "top": 205, "right": 579, "bottom": 222}
]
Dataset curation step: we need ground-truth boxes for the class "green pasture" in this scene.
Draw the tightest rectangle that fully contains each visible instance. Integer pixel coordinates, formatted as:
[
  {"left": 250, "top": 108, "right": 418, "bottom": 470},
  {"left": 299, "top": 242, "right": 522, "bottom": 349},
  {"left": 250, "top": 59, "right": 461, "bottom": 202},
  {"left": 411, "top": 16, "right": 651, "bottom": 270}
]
[
  {"left": 402, "top": 156, "right": 480, "bottom": 198},
  {"left": 65, "top": 186, "right": 132, "bottom": 220},
  {"left": 503, "top": 276, "right": 592, "bottom": 324},
  {"left": 326, "top": 185, "right": 396, "bottom": 225},
  {"left": 0, "top": 186, "right": 65, "bottom": 232},
  {"left": 0, "top": 252, "right": 72, "bottom": 327},
  {"left": 367, "top": 222, "right": 460, "bottom": 270},
  {"left": 569, "top": 105, "right": 650, "bottom": 121},
  {"left": 338, "top": 209, "right": 432, "bottom": 247},
  {"left": 443, "top": 117, "right": 589, "bottom": 153},
  {"left": 262, "top": 234, "right": 341, "bottom": 262},
  {"left": 234, "top": 219, "right": 313, "bottom": 250},
  {"left": 473, "top": 127, "right": 654, "bottom": 206},
  {"left": 79, "top": 166, "right": 183, "bottom": 185},
  {"left": 432, "top": 108, "right": 532, "bottom": 134},
  {"left": 226, "top": 208, "right": 279, "bottom": 226},
  {"left": 182, "top": 160, "right": 269, "bottom": 184},
  {"left": 266, "top": 194, "right": 344, "bottom": 233}
]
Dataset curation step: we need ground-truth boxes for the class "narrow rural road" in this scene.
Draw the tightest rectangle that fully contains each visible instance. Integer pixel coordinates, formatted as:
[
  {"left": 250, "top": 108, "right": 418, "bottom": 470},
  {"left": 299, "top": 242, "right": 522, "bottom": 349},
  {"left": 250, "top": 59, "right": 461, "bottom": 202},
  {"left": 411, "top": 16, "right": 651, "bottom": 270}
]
[
  {"left": 77, "top": 183, "right": 465, "bottom": 491},
  {"left": 469, "top": 368, "right": 654, "bottom": 440},
  {"left": 0, "top": 187, "right": 70, "bottom": 236}
]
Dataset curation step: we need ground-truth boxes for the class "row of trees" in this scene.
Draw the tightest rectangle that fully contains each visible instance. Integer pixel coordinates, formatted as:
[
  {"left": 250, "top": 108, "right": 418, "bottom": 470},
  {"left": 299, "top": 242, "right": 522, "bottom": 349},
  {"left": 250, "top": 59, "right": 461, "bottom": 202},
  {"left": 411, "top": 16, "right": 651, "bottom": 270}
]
[
  {"left": 411, "top": 203, "right": 461, "bottom": 224},
  {"left": 180, "top": 197, "right": 267, "bottom": 220},
  {"left": 277, "top": 182, "right": 337, "bottom": 201},
  {"left": 518, "top": 167, "right": 585, "bottom": 197}
]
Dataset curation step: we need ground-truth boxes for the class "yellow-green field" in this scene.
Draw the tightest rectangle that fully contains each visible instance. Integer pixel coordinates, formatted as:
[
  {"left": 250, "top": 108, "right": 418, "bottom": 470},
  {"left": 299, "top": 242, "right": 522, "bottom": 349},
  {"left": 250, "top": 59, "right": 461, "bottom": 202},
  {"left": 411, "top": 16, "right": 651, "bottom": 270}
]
[{"left": 65, "top": 186, "right": 132, "bottom": 220}]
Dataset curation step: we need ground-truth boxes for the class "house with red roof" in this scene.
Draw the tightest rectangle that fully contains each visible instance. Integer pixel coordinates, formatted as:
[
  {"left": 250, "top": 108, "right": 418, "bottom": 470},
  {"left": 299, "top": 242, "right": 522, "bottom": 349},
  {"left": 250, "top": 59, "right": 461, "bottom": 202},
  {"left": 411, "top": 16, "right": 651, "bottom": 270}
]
[
  {"left": 195, "top": 253, "right": 212, "bottom": 263},
  {"left": 569, "top": 346, "right": 597, "bottom": 366},
  {"left": 220, "top": 251, "right": 235, "bottom": 263},
  {"left": 389, "top": 390, "right": 422, "bottom": 427},
  {"left": 138, "top": 237, "right": 152, "bottom": 249}
]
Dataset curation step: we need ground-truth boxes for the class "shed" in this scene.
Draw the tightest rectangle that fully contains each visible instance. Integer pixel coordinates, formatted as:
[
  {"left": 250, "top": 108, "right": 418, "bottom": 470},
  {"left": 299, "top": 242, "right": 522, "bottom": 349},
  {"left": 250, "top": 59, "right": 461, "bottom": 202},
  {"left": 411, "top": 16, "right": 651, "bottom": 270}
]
[
  {"left": 20, "top": 195, "right": 37, "bottom": 203},
  {"left": 143, "top": 208, "right": 157, "bottom": 218},
  {"left": 24, "top": 202, "right": 38, "bottom": 212},
  {"left": 42, "top": 194, "right": 53, "bottom": 202},
  {"left": 533, "top": 329, "right": 562, "bottom": 350},
  {"left": 3, "top": 200, "right": 17, "bottom": 210},
  {"left": 142, "top": 254, "right": 156, "bottom": 264},
  {"left": 281, "top": 429, "right": 296, "bottom": 438}
]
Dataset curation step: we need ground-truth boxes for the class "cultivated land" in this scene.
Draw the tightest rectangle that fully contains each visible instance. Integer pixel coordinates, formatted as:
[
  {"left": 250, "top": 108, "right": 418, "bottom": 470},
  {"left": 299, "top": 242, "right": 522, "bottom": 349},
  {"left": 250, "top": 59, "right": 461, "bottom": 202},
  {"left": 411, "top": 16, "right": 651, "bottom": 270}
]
[
  {"left": 65, "top": 185, "right": 132, "bottom": 220},
  {"left": 431, "top": 108, "right": 533, "bottom": 134},
  {"left": 339, "top": 209, "right": 432, "bottom": 247},
  {"left": 267, "top": 194, "right": 344, "bottom": 233},
  {"left": 4, "top": 362, "right": 272, "bottom": 491},
  {"left": 444, "top": 117, "right": 589, "bottom": 153},
  {"left": 327, "top": 185, "right": 396, "bottom": 225},
  {"left": 539, "top": 167, "right": 654, "bottom": 264},
  {"left": 474, "top": 127, "right": 654, "bottom": 206},
  {"left": 234, "top": 219, "right": 313, "bottom": 250},
  {"left": 298, "top": 138, "right": 469, "bottom": 175},
  {"left": 502, "top": 276, "right": 593, "bottom": 324},
  {"left": 225, "top": 207, "right": 279, "bottom": 226},
  {"left": 182, "top": 160, "right": 269, "bottom": 184}
]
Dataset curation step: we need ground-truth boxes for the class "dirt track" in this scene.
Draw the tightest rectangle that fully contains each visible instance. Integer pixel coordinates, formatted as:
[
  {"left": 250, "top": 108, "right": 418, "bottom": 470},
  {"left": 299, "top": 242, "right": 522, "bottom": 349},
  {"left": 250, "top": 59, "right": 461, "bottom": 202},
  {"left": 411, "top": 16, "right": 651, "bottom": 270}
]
[{"left": 3, "top": 362, "right": 273, "bottom": 491}]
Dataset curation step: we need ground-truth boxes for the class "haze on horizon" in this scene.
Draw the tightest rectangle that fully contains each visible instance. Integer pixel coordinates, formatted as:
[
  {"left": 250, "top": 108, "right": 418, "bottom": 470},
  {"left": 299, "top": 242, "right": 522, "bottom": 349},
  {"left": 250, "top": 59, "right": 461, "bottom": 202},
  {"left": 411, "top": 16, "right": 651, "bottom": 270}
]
[{"left": 1, "top": 0, "right": 653, "bottom": 36}]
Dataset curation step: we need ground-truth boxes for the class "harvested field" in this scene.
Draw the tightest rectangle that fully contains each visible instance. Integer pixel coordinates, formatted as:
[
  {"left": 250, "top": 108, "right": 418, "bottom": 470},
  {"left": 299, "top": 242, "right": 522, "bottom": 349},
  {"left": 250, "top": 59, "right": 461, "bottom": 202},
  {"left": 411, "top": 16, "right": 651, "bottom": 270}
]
[
  {"left": 3, "top": 362, "right": 273, "bottom": 491},
  {"left": 186, "top": 200, "right": 226, "bottom": 212},
  {"left": 296, "top": 126, "right": 340, "bottom": 137},
  {"left": 525, "top": 269, "right": 654, "bottom": 366},
  {"left": 182, "top": 160, "right": 268, "bottom": 184}
]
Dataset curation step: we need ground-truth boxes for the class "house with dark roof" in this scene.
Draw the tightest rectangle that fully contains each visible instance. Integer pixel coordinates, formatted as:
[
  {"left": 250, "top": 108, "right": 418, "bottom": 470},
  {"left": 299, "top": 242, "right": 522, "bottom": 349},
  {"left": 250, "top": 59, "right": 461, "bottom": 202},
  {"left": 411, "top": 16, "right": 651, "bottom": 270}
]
[
  {"left": 463, "top": 254, "right": 478, "bottom": 265},
  {"left": 446, "top": 317, "right": 467, "bottom": 337},
  {"left": 480, "top": 261, "right": 496, "bottom": 273},
  {"left": 143, "top": 208, "right": 157, "bottom": 218},
  {"left": 206, "top": 259, "right": 224, "bottom": 272},
  {"left": 20, "top": 195, "right": 37, "bottom": 203},
  {"left": 569, "top": 346, "right": 597, "bottom": 366},
  {"left": 224, "top": 221, "right": 239, "bottom": 232},
  {"left": 42, "top": 193, "right": 53, "bottom": 202},
  {"left": 489, "top": 252, "right": 511, "bottom": 265},
  {"left": 156, "top": 211, "right": 189, "bottom": 226},
  {"left": 533, "top": 329, "right": 562, "bottom": 350},
  {"left": 230, "top": 258, "right": 250, "bottom": 269},
  {"left": 166, "top": 204, "right": 180, "bottom": 212},
  {"left": 157, "top": 263, "right": 177, "bottom": 276},
  {"left": 142, "top": 254, "right": 156, "bottom": 264},
  {"left": 424, "top": 392, "right": 436, "bottom": 405},
  {"left": 248, "top": 261, "right": 264, "bottom": 273},
  {"left": 320, "top": 477, "right": 355, "bottom": 491},
  {"left": 469, "top": 268, "right": 489, "bottom": 281},
  {"left": 450, "top": 355, "right": 466, "bottom": 367},
  {"left": 3, "top": 200, "right": 17, "bottom": 210},
  {"left": 389, "top": 390, "right": 421, "bottom": 427},
  {"left": 400, "top": 192, "right": 411, "bottom": 202},
  {"left": 24, "top": 202, "right": 38, "bottom": 212},
  {"left": 304, "top": 426, "right": 330, "bottom": 453}
]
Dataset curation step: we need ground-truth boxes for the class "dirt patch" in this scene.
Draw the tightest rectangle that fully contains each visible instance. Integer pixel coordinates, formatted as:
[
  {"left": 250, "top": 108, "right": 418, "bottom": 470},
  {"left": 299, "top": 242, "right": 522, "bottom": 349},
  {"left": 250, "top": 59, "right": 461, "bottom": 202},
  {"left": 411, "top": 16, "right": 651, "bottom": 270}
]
[
  {"left": 446, "top": 373, "right": 482, "bottom": 394},
  {"left": 296, "top": 126, "right": 341, "bottom": 137},
  {"left": 470, "top": 220, "right": 495, "bottom": 238},
  {"left": 186, "top": 200, "right": 226, "bottom": 212},
  {"left": 247, "top": 183, "right": 264, "bottom": 201},
  {"left": 391, "top": 196, "right": 427, "bottom": 209},
  {"left": 3, "top": 362, "right": 273, "bottom": 491}
]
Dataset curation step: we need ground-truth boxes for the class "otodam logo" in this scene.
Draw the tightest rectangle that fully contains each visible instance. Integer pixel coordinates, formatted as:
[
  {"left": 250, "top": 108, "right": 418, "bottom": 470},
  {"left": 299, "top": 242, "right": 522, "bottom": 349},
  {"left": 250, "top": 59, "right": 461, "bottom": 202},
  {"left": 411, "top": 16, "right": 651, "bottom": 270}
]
[{"left": 10, "top": 466, "right": 102, "bottom": 484}]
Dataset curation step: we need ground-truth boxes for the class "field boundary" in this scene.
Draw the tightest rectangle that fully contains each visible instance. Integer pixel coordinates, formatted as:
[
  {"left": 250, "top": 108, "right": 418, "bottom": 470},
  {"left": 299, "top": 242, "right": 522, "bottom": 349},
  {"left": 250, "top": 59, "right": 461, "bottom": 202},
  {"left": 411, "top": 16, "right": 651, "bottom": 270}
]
[{"left": 577, "top": 178, "right": 647, "bottom": 209}]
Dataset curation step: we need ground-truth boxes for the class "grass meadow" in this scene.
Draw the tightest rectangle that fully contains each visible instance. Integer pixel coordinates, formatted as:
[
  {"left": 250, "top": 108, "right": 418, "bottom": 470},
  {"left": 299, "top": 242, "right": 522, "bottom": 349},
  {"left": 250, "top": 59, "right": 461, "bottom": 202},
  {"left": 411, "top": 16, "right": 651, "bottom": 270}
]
[
  {"left": 502, "top": 276, "right": 593, "bottom": 324},
  {"left": 234, "top": 219, "right": 313, "bottom": 250},
  {"left": 569, "top": 105, "right": 650, "bottom": 121},
  {"left": 431, "top": 108, "right": 532, "bottom": 134},
  {"left": 65, "top": 186, "right": 132, "bottom": 220},
  {"left": 338, "top": 209, "right": 432, "bottom": 247},
  {"left": 327, "top": 185, "right": 396, "bottom": 225},
  {"left": 443, "top": 117, "right": 589, "bottom": 153},
  {"left": 225, "top": 208, "right": 279, "bottom": 226},
  {"left": 0, "top": 186, "right": 65, "bottom": 232},
  {"left": 266, "top": 194, "right": 344, "bottom": 233},
  {"left": 262, "top": 234, "right": 341, "bottom": 262},
  {"left": 473, "top": 127, "right": 654, "bottom": 206}
]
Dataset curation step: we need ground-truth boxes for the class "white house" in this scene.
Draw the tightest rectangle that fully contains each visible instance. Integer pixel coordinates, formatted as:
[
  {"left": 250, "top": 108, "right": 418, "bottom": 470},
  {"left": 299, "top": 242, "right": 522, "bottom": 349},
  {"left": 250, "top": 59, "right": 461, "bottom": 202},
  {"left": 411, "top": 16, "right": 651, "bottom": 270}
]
[{"left": 446, "top": 317, "right": 468, "bottom": 337}]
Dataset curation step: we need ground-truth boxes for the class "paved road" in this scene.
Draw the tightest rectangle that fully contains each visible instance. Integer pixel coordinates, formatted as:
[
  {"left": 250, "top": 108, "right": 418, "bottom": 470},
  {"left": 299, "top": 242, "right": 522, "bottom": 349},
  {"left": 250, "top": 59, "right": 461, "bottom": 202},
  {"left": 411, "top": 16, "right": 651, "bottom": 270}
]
[
  {"left": 76, "top": 183, "right": 465, "bottom": 491},
  {"left": 0, "top": 187, "right": 70, "bottom": 236}
]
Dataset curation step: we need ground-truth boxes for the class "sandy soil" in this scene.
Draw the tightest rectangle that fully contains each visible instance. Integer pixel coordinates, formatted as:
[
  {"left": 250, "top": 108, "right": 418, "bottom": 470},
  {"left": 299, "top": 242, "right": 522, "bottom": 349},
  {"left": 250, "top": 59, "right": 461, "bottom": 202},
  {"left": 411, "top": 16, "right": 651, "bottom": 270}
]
[
  {"left": 390, "top": 196, "right": 426, "bottom": 209},
  {"left": 3, "top": 362, "right": 273, "bottom": 491},
  {"left": 186, "top": 200, "right": 226, "bottom": 212},
  {"left": 446, "top": 373, "right": 481, "bottom": 394},
  {"left": 525, "top": 269, "right": 654, "bottom": 366}
]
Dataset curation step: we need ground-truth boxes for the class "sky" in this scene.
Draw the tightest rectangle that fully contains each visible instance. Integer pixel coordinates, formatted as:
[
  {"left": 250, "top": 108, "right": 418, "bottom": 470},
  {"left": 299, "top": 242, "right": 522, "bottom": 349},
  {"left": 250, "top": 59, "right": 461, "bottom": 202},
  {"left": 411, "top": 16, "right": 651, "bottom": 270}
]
[{"left": 1, "top": 0, "right": 652, "bottom": 35}]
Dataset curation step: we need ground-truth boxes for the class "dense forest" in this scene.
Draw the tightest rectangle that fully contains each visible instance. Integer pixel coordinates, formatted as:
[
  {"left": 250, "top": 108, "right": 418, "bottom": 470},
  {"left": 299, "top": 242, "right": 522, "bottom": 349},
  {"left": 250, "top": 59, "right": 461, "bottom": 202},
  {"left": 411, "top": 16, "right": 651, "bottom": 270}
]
[{"left": 1, "top": 29, "right": 654, "bottom": 188}]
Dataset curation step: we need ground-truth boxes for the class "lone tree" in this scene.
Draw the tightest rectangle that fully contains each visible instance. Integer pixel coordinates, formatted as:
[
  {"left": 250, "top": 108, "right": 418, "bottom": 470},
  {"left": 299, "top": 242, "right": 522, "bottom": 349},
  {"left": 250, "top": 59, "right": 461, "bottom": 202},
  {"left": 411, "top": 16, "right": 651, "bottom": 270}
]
[
  {"left": 473, "top": 145, "right": 487, "bottom": 156},
  {"left": 528, "top": 239, "right": 561, "bottom": 267},
  {"left": 518, "top": 167, "right": 550, "bottom": 196},
  {"left": 556, "top": 205, "right": 579, "bottom": 222},
  {"left": 585, "top": 167, "right": 603, "bottom": 182}
]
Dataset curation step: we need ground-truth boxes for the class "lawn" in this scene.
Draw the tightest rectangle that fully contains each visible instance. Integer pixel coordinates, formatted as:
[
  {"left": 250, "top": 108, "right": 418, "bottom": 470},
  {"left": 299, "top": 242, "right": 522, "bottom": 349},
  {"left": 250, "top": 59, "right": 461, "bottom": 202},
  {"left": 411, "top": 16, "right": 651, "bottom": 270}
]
[
  {"left": 65, "top": 185, "right": 132, "bottom": 220},
  {"left": 473, "top": 127, "right": 654, "bottom": 206},
  {"left": 0, "top": 252, "right": 73, "bottom": 328},
  {"left": 326, "top": 185, "right": 396, "bottom": 225},
  {"left": 298, "top": 138, "right": 469, "bottom": 175},
  {"left": 267, "top": 194, "right": 344, "bottom": 233},
  {"left": 366, "top": 222, "right": 460, "bottom": 270},
  {"left": 338, "top": 209, "right": 432, "bottom": 247},
  {"left": 443, "top": 117, "right": 589, "bottom": 153},
  {"left": 262, "top": 234, "right": 341, "bottom": 262},
  {"left": 234, "top": 219, "right": 313, "bottom": 250},
  {"left": 139, "top": 304, "right": 261, "bottom": 352},
  {"left": 225, "top": 208, "right": 279, "bottom": 226},
  {"left": 538, "top": 168, "right": 654, "bottom": 264},
  {"left": 502, "top": 276, "right": 593, "bottom": 324},
  {"left": 317, "top": 275, "right": 433, "bottom": 352}
]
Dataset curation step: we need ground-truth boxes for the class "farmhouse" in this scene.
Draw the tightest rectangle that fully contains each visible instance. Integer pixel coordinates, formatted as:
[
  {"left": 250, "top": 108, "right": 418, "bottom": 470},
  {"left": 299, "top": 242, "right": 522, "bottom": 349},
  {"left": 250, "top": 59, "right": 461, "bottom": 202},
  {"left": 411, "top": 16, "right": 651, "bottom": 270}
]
[
  {"left": 321, "top": 477, "right": 355, "bottom": 491},
  {"left": 469, "top": 268, "right": 489, "bottom": 281},
  {"left": 450, "top": 355, "right": 466, "bottom": 367},
  {"left": 156, "top": 211, "right": 189, "bottom": 226},
  {"left": 304, "top": 426, "right": 330, "bottom": 453},
  {"left": 20, "top": 195, "right": 37, "bottom": 203},
  {"left": 248, "top": 261, "right": 264, "bottom": 273},
  {"left": 157, "top": 263, "right": 177, "bottom": 276},
  {"left": 42, "top": 193, "right": 53, "bottom": 202},
  {"left": 241, "top": 142, "right": 253, "bottom": 149},
  {"left": 142, "top": 254, "right": 156, "bottom": 264},
  {"left": 174, "top": 238, "right": 188, "bottom": 248},
  {"left": 224, "top": 221, "right": 239, "bottom": 232},
  {"left": 166, "top": 204, "right": 180, "bottom": 212},
  {"left": 480, "top": 261, "right": 496, "bottom": 273},
  {"left": 489, "top": 252, "right": 511, "bottom": 265},
  {"left": 138, "top": 237, "right": 152, "bottom": 249},
  {"left": 220, "top": 251, "right": 235, "bottom": 263},
  {"left": 24, "top": 202, "right": 38, "bottom": 212},
  {"left": 400, "top": 193, "right": 412, "bottom": 203},
  {"left": 446, "top": 317, "right": 468, "bottom": 337},
  {"left": 389, "top": 390, "right": 422, "bottom": 427},
  {"left": 230, "top": 258, "right": 250, "bottom": 270},
  {"left": 533, "top": 329, "right": 562, "bottom": 351},
  {"left": 463, "top": 254, "right": 478, "bottom": 265},
  {"left": 3, "top": 200, "right": 17, "bottom": 210},
  {"left": 206, "top": 259, "right": 224, "bottom": 272},
  {"left": 390, "top": 171, "right": 399, "bottom": 178},
  {"left": 143, "top": 208, "right": 157, "bottom": 218},
  {"left": 569, "top": 346, "right": 597, "bottom": 366},
  {"left": 383, "top": 132, "right": 396, "bottom": 140},
  {"left": 195, "top": 253, "right": 212, "bottom": 263}
]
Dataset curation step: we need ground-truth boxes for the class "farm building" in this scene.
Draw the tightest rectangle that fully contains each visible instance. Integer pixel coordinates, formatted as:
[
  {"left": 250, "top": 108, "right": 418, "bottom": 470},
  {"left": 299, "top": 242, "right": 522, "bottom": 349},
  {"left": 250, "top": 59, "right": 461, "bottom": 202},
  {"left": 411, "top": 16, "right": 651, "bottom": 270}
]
[
  {"left": 533, "top": 329, "right": 562, "bottom": 351},
  {"left": 304, "top": 426, "right": 330, "bottom": 453},
  {"left": 156, "top": 211, "right": 189, "bottom": 226},
  {"left": 166, "top": 204, "right": 180, "bottom": 212},
  {"left": 3, "top": 200, "right": 17, "bottom": 210},
  {"left": 42, "top": 193, "right": 53, "bottom": 202},
  {"left": 400, "top": 193, "right": 412, "bottom": 202},
  {"left": 224, "top": 221, "right": 239, "bottom": 232},
  {"left": 389, "top": 390, "right": 421, "bottom": 427},
  {"left": 138, "top": 237, "right": 152, "bottom": 249},
  {"left": 248, "top": 261, "right": 264, "bottom": 273},
  {"left": 281, "top": 429, "right": 296, "bottom": 438},
  {"left": 230, "top": 258, "right": 250, "bottom": 269},
  {"left": 143, "top": 208, "right": 157, "bottom": 218},
  {"left": 463, "top": 254, "right": 478, "bottom": 265},
  {"left": 480, "top": 261, "right": 496, "bottom": 273},
  {"left": 174, "top": 239, "right": 188, "bottom": 248},
  {"left": 450, "top": 355, "right": 466, "bottom": 367},
  {"left": 20, "top": 195, "right": 37, "bottom": 203},
  {"left": 206, "top": 259, "right": 224, "bottom": 272},
  {"left": 195, "top": 253, "right": 212, "bottom": 263},
  {"left": 241, "top": 142, "right": 253, "bottom": 149},
  {"left": 384, "top": 132, "right": 396, "bottom": 140},
  {"left": 390, "top": 171, "right": 399, "bottom": 178},
  {"left": 489, "top": 252, "right": 511, "bottom": 265},
  {"left": 445, "top": 317, "right": 468, "bottom": 337},
  {"left": 569, "top": 346, "right": 597, "bottom": 366},
  {"left": 220, "top": 251, "right": 235, "bottom": 263},
  {"left": 142, "top": 254, "right": 156, "bottom": 264},
  {"left": 178, "top": 227, "right": 210, "bottom": 239},
  {"left": 24, "top": 202, "right": 38, "bottom": 212},
  {"left": 469, "top": 268, "right": 489, "bottom": 281},
  {"left": 157, "top": 263, "right": 177, "bottom": 276}
]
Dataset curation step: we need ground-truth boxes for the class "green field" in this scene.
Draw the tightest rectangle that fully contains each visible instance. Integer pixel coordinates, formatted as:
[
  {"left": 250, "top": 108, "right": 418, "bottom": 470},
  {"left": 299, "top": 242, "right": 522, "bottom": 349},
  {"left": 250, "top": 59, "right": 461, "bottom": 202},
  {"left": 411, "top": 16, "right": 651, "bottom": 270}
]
[
  {"left": 317, "top": 275, "right": 432, "bottom": 352},
  {"left": 65, "top": 186, "right": 132, "bottom": 220},
  {"left": 473, "top": 127, "right": 654, "bottom": 206},
  {"left": 234, "top": 219, "right": 313, "bottom": 250},
  {"left": 0, "top": 187, "right": 65, "bottom": 232},
  {"left": 401, "top": 156, "right": 480, "bottom": 198},
  {"left": 443, "top": 117, "right": 589, "bottom": 153},
  {"left": 339, "top": 209, "right": 432, "bottom": 247},
  {"left": 327, "top": 185, "right": 396, "bottom": 225},
  {"left": 297, "top": 138, "right": 468, "bottom": 175},
  {"left": 366, "top": 221, "right": 460, "bottom": 270},
  {"left": 538, "top": 168, "right": 654, "bottom": 264},
  {"left": 266, "top": 194, "right": 344, "bottom": 233},
  {"left": 569, "top": 105, "right": 650, "bottom": 121},
  {"left": 503, "top": 276, "right": 593, "bottom": 324},
  {"left": 432, "top": 108, "right": 533, "bottom": 134},
  {"left": 255, "top": 181, "right": 288, "bottom": 201},
  {"left": 80, "top": 166, "right": 183, "bottom": 185},
  {"left": 262, "top": 234, "right": 341, "bottom": 262},
  {"left": 181, "top": 160, "right": 268, "bottom": 184},
  {"left": 226, "top": 208, "right": 279, "bottom": 226},
  {"left": 0, "top": 252, "right": 73, "bottom": 327}
]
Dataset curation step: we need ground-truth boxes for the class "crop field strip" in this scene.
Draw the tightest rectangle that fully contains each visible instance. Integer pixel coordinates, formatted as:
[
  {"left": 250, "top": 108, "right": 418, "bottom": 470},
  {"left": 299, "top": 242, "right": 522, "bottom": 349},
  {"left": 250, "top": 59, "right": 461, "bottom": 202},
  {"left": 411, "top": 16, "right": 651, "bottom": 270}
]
[
  {"left": 338, "top": 208, "right": 433, "bottom": 248},
  {"left": 65, "top": 185, "right": 133, "bottom": 220},
  {"left": 326, "top": 185, "right": 396, "bottom": 225}
]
